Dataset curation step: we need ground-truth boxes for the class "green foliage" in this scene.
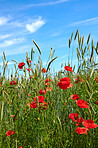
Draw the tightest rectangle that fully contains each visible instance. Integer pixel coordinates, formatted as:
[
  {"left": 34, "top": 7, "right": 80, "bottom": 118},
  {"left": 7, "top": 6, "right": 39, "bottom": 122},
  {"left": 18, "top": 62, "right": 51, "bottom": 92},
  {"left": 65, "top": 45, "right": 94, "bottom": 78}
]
[{"left": 0, "top": 30, "right": 98, "bottom": 148}]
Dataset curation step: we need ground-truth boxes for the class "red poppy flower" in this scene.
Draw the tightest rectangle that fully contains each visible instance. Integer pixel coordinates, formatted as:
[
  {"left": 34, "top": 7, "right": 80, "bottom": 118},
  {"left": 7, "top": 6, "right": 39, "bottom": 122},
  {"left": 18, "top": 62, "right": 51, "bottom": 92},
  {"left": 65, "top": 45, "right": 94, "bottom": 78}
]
[
  {"left": 0, "top": 82, "right": 2, "bottom": 86},
  {"left": 58, "top": 77, "right": 71, "bottom": 90},
  {"left": 34, "top": 96, "right": 45, "bottom": 103},
  {"left": 42, "top": 68, "right": 47, "bottom": 73},
  {"left": 82, "top": 119, "right": 98, "bottom": 129},
  {"left": 64, "top": 66, "right": 73, "bottom": 72},
  {"left": 10, "top": 81, "right": 16, "bottom": 85},
  {"left": 76, "top": 99, "right": 90, "bottom": 108},
  {"left": 19, "top": 146, "right": 23, "bottom": 148},
  {"left": 29, "top": 60, "right": 31, "bottom": 63},
  {"left": 39, "top": 89, "right": 46, "bottom": 95},
  {"left": 46, "top": 87, "right": 52, "bottom": 92},
  {"left": 11, "top": 115, "right": 15, "bottom": 117},
  {"left": 6, "top": 130, "right": 15, "bottom": 137},
  {"left": 28, "top": 94, "right": 31, "bottom": 97},
  {"left": 30, "top": 101, "right": 47, "bottom": 109},
  {"left": 45, "top": 82, "right": 49, "bottom": 86},
  {"left": 94, "top": 77, "right": 98, "bottom": 83},
  {"left": 71, "top": 94, "right": 80, "bottom": 100},
  {"left": 30, "top": 102, "right": 37, "bottom": 108},
  {"left": 60, "top": 77, "right": 71, "bottom": 83},
  {"left": 18, "top": 62, "right": 25, "bottom": 69},
  {"left": 67, "top": 83, "right": 73, "bottom": 88},
  {"left": 69, "top": 113, "right": 78, "bottom": 122},
  {"left": 75, "top": 127, "right": 87, "bottom": 135},
  {"left": 95, "top": 100, "right": 98, "bottom": 105},
  {"left": 45, "top": 78, "right": 53, "bottom": 83},
  {"left": 76, "top": 117, "right": 84, "bottom": 126},
  {"left": 26, "top": 68, "right": 31, "bottom": 72},
  {"left": 75, "top": 76, "right": 83, "bottom": 84}
]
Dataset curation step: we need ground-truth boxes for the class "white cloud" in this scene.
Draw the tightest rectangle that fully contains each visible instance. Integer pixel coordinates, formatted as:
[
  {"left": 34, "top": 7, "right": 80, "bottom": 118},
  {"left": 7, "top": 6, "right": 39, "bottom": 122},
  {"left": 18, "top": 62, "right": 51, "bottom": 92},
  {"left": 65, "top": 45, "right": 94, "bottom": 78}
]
[
  {"left": 9, "top": 21, "right": 24, "bottom": 27},
  {"left": 0, "top": 34, "right": 12, "bottom": 40},
  {"left": 70, "top": 17, "right": 98, "bottom": 26},
  {"left": 26, "top": 0, "right": 69, "bottom": 8},
  {"left": 0, "top": 16, "right": 11, "bottom": 25},
  {"left": 0, "top": 37, "right": 24, "bottom": 48},
  {"left": 26, "top": 17, "right": 45, "bottom": 33}
]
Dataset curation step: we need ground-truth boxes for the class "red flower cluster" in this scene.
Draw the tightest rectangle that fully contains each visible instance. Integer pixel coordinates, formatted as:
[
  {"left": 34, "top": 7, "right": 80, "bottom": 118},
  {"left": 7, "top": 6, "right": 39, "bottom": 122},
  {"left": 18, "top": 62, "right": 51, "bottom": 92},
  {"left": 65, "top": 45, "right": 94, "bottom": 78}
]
[
  {"left": 18, "top": 62, "right": 25, "bottom": 69},
  {"left": 39, "top": 89, "right": 46, "bottom": 95},
  {"left": 26, "top": 68, "right": 31, "bottom": 72},
  {"left": 29, "top": 60, "right": 31, "bottom": 63},
  {"left": 45, "top": 78, "right": 53, "bottom": 83},
  {"left": 75, "top": 76, "right": 83, "bottom": 84},
  {"left": 6, "top": 130, "right": 15, "bottom": 137},
  {"left": 58, "top": 77, "right": 71, "bottom": 90},
  {"left": 64, "top": 66, "right": 73, "bottom": 72},
  {"left": 94, "top": 77, "right": 98, "bottom": 83},
  {"left": 42, "top": 68, "right": 47, "bottom": 73},
  {"left": 10, "top": 81, "right": 16, "bottom": 85},
  {"left": 69, "top": 113, "right": 98, "bottom": 135},
  {"left": 71, "top": 94, "right": 89, "bottom": 108},
  {"left": 29, "top": 96, "right": 47, "bottom": 110},
  {"left": 71, "top": 94, "right": 80, "bottom": 100},
  {"left": 76, "top": 99, "right": 90, "bottom": 108},
  {"left": 95, "top": 100, "right": 98, "bottom": 105}
]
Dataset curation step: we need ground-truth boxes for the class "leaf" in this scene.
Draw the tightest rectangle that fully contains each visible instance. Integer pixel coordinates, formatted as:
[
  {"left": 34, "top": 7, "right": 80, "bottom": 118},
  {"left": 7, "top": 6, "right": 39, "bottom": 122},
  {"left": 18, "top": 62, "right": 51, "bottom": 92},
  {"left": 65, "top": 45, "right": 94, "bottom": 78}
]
[
  {"left": 74, "top": 29, "right": 78, "bottom": 40},
  {"left": 90, "top": 40, "right": 94, "bottom": 63},
  {"left": 33, "top": 40, "right": 41, "bottom": 55},
  {"left": 46, "top": 56, "right": 58, "bottom": 72},
  {"left": 87, "top": 34, "right": 91, "bottom": 44},
  {"left": 69, "top": 39, "right": 71, "bottom": 48},
  {"left": 31, "top": 48, "right": 35, "bottom": 60},
  {"left": 11, "top": 59, "right": 18, "bottom": 64}
]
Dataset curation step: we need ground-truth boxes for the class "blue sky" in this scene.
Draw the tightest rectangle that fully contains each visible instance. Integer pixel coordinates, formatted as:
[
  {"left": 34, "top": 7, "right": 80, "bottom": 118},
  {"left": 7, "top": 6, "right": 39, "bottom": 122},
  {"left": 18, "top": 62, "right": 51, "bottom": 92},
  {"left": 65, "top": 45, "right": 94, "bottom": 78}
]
[{"left": 0, "top": 0, "right": 98, "bottom": 76}]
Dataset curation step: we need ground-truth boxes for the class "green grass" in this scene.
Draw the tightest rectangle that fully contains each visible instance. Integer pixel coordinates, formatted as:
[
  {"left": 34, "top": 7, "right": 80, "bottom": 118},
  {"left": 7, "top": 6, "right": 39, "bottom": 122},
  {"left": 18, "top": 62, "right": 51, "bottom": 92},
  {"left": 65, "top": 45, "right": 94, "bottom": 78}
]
[{"left": 0, "top": 30, "right": 98, "bottom": 148}]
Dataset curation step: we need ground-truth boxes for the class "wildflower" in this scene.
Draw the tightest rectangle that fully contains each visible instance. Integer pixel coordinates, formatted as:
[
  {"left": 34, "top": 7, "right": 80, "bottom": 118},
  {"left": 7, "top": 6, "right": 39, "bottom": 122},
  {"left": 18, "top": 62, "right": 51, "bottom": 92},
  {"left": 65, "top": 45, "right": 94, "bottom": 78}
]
[
  {"left": 29, "top": 60, "right": 31, "bottom": 63},
  {"left": 76, "top": 117, "right": 84, "bottom": 126},
  {"left": 0, "top": 82, "right": 2, "bottom": 86},
  {"left": 75, "top": 76, "right": 83, "bottom": 84},
  {"left": 69, "top": 113, "right": 78, "bottom": 122},
  {"left": 64, "top": 66, "right": 73, "bottom": 72},
  {"left": 75, "top": 127, "right": 87, "bottom": 135},
  {"left": 94, "top": 77, "right": 98, "bottom": 83},
  {"left": 19, "top": 146, "right": 23, "bottom": 148},
  {"left": 10, "top": 81, "right": 16, "bottom": 85},
  {"left": 11, "top": 115, "right": 17, "bottom": 120},
  {"left": 30, "top": 102, "right": 37, "bottom": 108},
  {"left": 46, "top": 87, "right": 52, "bottom": 92},
  {"left": 45, "top": 82, "right": 49, "bottom": 86},
  {"left": 30, "top": 96, "right": 47, "bottom": 110},
  {"left": 11, "top": 115, "right": 15, "bottom": 117},
  {"left": 42, "top": 68, "right": 47, "bottom": 73},
  {"left": 58, "top": 77, "right": 71, "bottom": 90},
  {"left": 8, "top": 101, "right": 12, "bottom": 104},
  {"left": 67, "top": 83, "right": 73, "bottom": 88},
  {"left": 26, "top": 68, "right": 31, "bottom": 72},
  {"left": 76, "top": 99, "right": 90, "bottom": 108},
  {"left": 95, "top": 100, "right": 98, "bottom": 105},
  {"left": 18, "top": 62, "right": 25, "bottom": 69},
  {"left": 39, "top": 89, "right": 46, "bottom": 95},
  {"left": 71, "top": 94, "right": 80, "bottom": 100},
  {"left": 45, "top": 78, "right": 53, "bottom": 83},
  {"left": 6, "top": 130, "right": 15, "bottom": 137},
  {"left": 28, "top": 94, "right": 31, "bottom": 97},
  {"left": 34, "top": 96, "right": 45, "bottom": 102},
  {"left": 82, "top": 119, "right": 98, "bottom": 129}
]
